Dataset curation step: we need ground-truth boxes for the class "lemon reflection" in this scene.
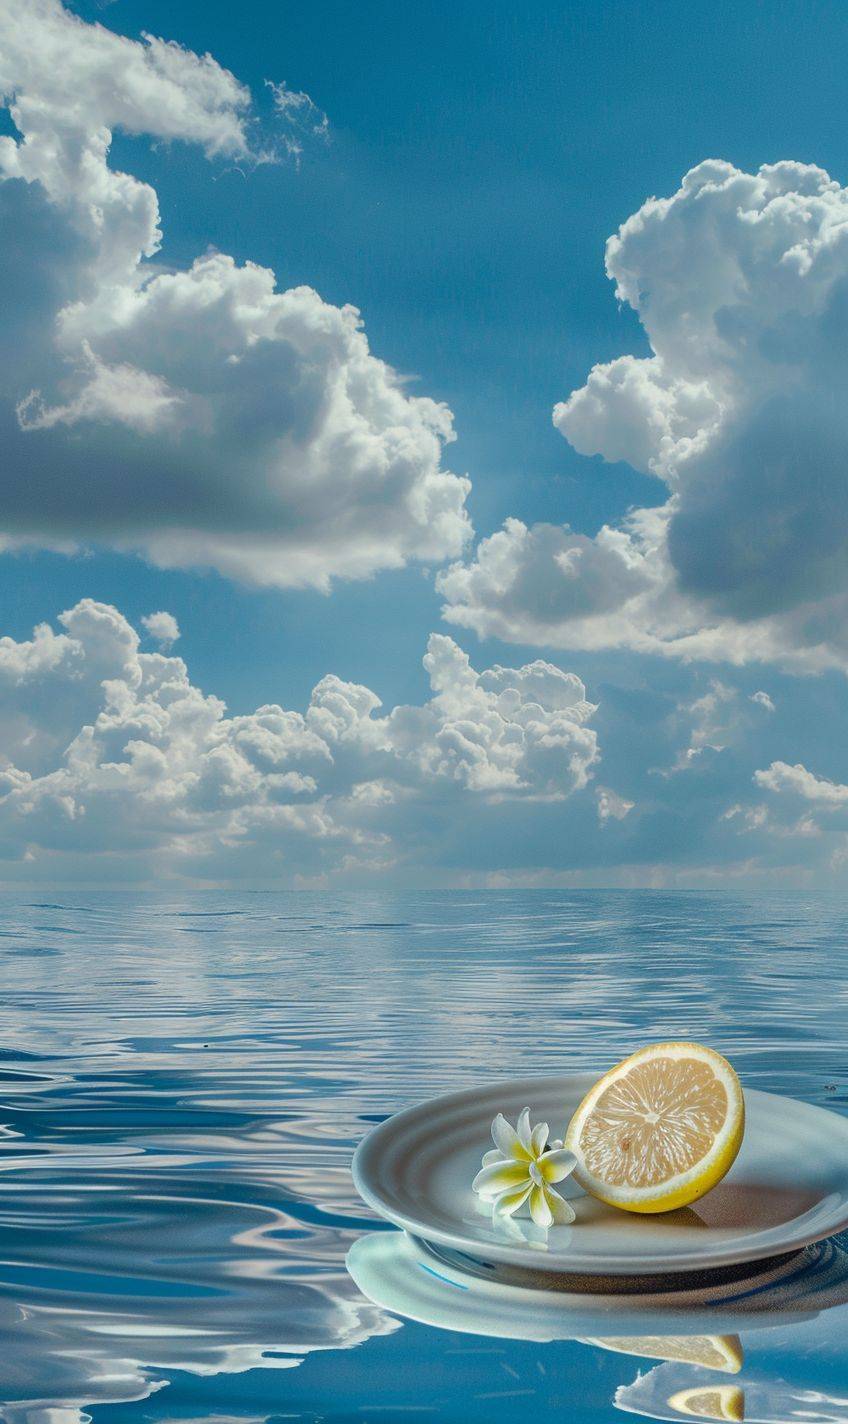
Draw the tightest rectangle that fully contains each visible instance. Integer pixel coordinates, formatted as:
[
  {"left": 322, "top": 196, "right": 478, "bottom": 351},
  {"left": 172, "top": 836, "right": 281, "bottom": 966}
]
[
  {"left": 666, "top": 1384, "right": 745, "bottom": 1421},
  {"left": 582, "top": 1335, "right": 743, "bottom": 1372},
  {"left": 348, "top": 1230, "right": 848, "bottom": 1424}
]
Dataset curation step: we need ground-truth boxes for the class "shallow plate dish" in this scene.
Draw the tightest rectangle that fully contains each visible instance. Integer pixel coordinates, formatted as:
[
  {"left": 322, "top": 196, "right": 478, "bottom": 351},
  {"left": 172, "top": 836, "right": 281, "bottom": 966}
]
[{"left": 352, "top": 1075, "right": 848, "bottom": 1275}]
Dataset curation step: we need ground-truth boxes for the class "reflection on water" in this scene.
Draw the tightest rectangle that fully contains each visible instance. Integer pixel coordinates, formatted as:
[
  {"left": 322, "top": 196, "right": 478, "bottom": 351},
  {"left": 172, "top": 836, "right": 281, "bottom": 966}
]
[
  {"left": 618, "top": 1361, "right": 848, "bottom": 1423},
  {"left": 0, "top": 890, "right": 846, "bottom": 1421}
]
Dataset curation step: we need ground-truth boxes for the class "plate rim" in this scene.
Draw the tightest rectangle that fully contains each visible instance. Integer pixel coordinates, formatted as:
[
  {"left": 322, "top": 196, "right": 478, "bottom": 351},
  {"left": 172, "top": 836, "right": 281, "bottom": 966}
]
[{"left": 351, "top": 1073, "right": 848, "bottom": 1275}]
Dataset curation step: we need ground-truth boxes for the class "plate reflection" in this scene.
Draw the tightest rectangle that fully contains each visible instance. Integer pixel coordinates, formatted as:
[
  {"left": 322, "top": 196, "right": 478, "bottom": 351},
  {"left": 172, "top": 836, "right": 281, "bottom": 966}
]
[{"left": 348, "top": 1229, "right": 848, "bottom": 1422}]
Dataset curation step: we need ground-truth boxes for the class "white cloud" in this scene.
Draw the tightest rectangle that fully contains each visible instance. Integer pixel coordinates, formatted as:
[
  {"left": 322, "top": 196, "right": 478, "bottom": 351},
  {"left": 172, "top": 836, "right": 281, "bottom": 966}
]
[
  {"left": 267, "top": 78, "right": 329, "bottom": 160},
  {"left": 723, "top": 800, "right": 821, "bottom": 838},
  {"left": 0, "top": 600, "right": 598, "bottom": 881},
  {"left": 141, "top": 611, "right": 180, "bottom": 647},
  {"left": 0, "top": 0, "right": 252, "bottom": 176},
  {"left": 595, "top": 786, "right": 634, "bottom": 823},
  {"left": 684, "top": 680, "right": 736, "bottom": 754},
  {"left": 754, "top": 760, "right": 848, "bottom": 804},
  {"left": 440, "top": 160, "right": 848, "bottom": 671},
  {"left": 750, "top": 690, "right": 775, "bottom": 712},
  {"left": 723, "top": 802, "right": 769, "bottom": 830},
  {"left": 0, "top": 0, "right": 471, "bottom": 588},
  {"left": 657, "top": 677, "right": 749, "bottom": 776}
]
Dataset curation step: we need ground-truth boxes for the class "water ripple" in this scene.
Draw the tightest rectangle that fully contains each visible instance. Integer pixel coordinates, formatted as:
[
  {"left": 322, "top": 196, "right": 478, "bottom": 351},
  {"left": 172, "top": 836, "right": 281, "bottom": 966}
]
[{"left": 0, "top": 890, "right": 845, "bottom": 1420}]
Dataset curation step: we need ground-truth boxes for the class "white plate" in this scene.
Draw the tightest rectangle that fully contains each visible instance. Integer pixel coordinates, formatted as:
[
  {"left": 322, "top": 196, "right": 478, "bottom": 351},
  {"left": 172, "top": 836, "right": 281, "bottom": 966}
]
[{"left": 352, "top": 1074, "right": 848, "bottom": 1275}]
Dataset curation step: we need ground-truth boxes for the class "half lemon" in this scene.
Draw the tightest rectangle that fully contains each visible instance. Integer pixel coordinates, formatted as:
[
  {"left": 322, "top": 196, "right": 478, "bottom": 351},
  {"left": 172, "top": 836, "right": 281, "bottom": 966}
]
[{"left": 564, "top": 1042, "right": 744, "bottom": 1213}]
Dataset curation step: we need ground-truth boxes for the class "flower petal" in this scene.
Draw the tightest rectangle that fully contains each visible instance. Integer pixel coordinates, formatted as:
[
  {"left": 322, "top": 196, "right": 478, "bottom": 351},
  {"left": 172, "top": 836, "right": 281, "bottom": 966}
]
[
  {"left": 516, "top": 1106, "right": 534, "bottom": 1152},
  {"left": 481, "top": 1148, "right": 503, "bottom": 1166},
  {"left": 493, "top": 1183, "right": 533, "bottom": 1218},
  {"left": 547, "top": 1187, "right": 576, "bottom": 1225},
  {"left": 530, "top": 1120, "right": 549, "bottom": 1157},
  {"left": 529, "top": 1184, "right": 554, "bottom": 1228},
  {"left": 491, "top": 1112, "right": 528, "bottom": 1160},
  {"left": 538, "top": 1147, "right": 578, "bottom": 1183},
  {"left": 472, "top": 1159, "right": 530, "bottom": 1198}
]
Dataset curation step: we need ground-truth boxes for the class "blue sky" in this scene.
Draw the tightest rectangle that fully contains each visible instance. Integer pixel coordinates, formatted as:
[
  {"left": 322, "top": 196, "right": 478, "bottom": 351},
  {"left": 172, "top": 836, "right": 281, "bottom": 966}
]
[{"left": 2, "top": 0, "right": 848, "bottom": 886}]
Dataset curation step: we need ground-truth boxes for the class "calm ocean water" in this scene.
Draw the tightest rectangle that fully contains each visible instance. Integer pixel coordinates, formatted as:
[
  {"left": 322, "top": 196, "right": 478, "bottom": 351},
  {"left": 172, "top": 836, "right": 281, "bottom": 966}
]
[{"left": 0, "top": 889, "right": 846, "bottom": 1423}]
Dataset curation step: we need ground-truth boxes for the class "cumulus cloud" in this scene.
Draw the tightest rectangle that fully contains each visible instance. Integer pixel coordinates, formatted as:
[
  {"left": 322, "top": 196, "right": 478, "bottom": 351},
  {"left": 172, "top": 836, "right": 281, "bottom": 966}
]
[
  {"left": 141, "top": 611, "right": 180, "bottom": 646},
  {"left": 440, "top": 160, "right": 848, "bottom": 671},
  {"left": 0, "top": 0, "right": 471, "bottom": 588},
  {"left": 0, "top": 0, "right": 252, "bottom": 168},
  {"left": 735, "top": 758, "right": 848, "bottom": 846},
  {"left": 754, "top": 760, "right": 848, "bottom": 804},
  {"left": 0, "top": 600, "right": 598, "bottom": 881}
]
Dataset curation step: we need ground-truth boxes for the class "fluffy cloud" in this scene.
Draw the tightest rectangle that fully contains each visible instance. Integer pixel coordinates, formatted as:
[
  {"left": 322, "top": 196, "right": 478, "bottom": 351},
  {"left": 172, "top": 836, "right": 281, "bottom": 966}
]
[
  {"left": 141, "top": 611, "right": 180, "bottom": 646},
  {"left": 715, "top": 758, "right": 848, "bottom": 848},
  {"left": 440, "top": 160, "right": 848, "bottom": 671},
  {"left": 754, "top": 761, "right": 848, "bottom": 804},
  {"left": 0, "top": 0, "right": 470, "bottom": 587},
  {"left": 0, "top": 600, "right": 598, "bottom": 881}
]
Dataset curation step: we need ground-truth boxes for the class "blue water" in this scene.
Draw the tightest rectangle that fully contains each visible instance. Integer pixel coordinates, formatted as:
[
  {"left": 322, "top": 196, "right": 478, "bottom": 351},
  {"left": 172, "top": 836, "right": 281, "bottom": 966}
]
[{"left": 0, "top": 890, "right": 846, "bottom": 1423}]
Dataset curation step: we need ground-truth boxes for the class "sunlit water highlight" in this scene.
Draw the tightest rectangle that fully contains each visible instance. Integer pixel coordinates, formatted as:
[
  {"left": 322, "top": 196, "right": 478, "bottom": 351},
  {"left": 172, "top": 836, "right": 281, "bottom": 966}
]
[{"left": 0, "top": 889, "right": 846, "bottom": 1422}]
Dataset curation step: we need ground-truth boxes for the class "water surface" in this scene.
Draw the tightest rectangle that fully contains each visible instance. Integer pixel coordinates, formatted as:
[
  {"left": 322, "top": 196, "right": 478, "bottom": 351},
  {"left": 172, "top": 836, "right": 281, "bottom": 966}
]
[{"left": 0, "top": 889, "right": 846, "bottom": 1422}]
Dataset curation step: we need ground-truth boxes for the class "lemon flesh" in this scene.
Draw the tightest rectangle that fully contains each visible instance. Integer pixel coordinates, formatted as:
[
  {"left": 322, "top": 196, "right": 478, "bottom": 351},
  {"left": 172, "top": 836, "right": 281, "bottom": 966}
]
[
  {"left": 565, "top": 1042, "right": 745, "bottom": 1214},
  {"left": 667, "top": 1385, "right": 745, "bottom": 1421},
  {"left": 582, "top": 1333, "right": 743, "bottom": 1373}
]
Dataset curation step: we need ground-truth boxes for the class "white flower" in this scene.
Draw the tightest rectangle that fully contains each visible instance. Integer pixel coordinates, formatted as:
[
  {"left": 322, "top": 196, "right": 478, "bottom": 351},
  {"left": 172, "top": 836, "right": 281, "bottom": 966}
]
[{"left": 472, "top": 1107, "right": 578, "bottom": 1228}]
